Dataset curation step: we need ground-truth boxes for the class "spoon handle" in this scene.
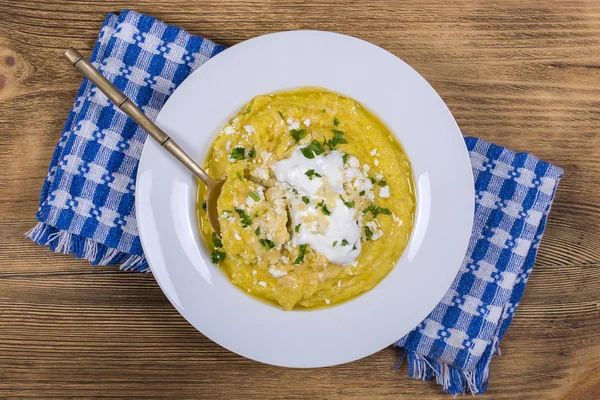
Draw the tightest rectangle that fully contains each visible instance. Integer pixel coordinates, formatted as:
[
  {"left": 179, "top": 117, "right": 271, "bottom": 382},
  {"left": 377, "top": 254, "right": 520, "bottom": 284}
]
[{"left": 63, "top": 48, "right": 214, "bottom": 185}]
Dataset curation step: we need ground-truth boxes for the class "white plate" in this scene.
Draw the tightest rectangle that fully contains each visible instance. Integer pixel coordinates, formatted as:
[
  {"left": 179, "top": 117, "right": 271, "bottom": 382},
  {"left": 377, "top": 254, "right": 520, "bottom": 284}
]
[{"left": 136, "top": 31, "right": 474, "bottom": 368}]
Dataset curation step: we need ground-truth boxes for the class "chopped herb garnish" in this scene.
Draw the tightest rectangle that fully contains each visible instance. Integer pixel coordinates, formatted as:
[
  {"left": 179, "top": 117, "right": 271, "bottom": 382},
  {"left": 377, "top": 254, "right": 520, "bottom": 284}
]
[
  {"left": 377, "top": 180, "right": 387, "bottom": 187},
  {"left": 317, "top": 200, "right": 332, "bottom": 216},
  {"left": 302, "top": 196, "right": 310, "bottom": 205},
  {"left": 353, "top": 244, "right": 357, "bottom": 250},
  {"left": 223, "top": 209, "right": 232, "bottom": 213},
  {"left": 236, "top": 171, "right": 243, "bottom": 180},
  {"left": 300, "top": 140, "right": 325, "bottom": 159},
  {"left": 255, "top": 226, "right": 261, "bottom": 236},
  {"left": 341, "top": 239, "right": 349, "bottom": 246},
  {"left": 234, "top": 208, "right": 253, "bottom": 227},
  {"left": 277, "top": 110, "right": 284, "bottom": 119},
  {"left": 363, "top": 205, "right": 392, "bottom": 217},
  {"left": 249, "top": 191, "right": 260, "bottom": 202},
  {"left": 364, "top": 226, "right": 373, "bottom": 241},
  {"left": 259, "top": 238, "right": 276, "bottom": 250},
  {"left": 230, "top": 147, "right": 246, "bottom": 161},
  {"left": 292, "top": 188, "right": 299, "bottom": 195},
  {"left": 295, "top": 224, "right": 301, "bottom": 233},
  {"left": 201, "top": 201, "right": 207, "bottom": 211},
  {"left": 340, "top": 195, "right": 355, "bottom": 208},
  {"left": 248, "top": 148, "right": 256, "bottom": 158},
  {"left": 290, "top": 128, "right": 308, "bottom": 143},
  {"left": 212, "top": 232, "right": 223, "bottom": 248},
  {"left": 332, "top": 129, "right": 346, "bottom": 138},
  {"left": 211, "top": 250, "right": 226, "bottom": 264},
  {"left": 241, "top": 104, "right": 252, "bottom": 115},
  {"left": 343, "top": 153, "right": 349, "bottom": 165},
  {"left": 359, "top": 190, "right": 366, "bottom": 196},
  {"left": 321, "top": 108, "right": 327, "bottom": 113},
  {"left": 305, "top": 169, "right": 322, "bottom": 180},
  {"left": 324, "top": 129, "right": 348, "bottom": 150},
  {"left": 294, "top": 244, "right": 309, "bottom": 264},
  {"left": 333, "top": 117, "right": 339, "bottom": 126},
  {"left": 368, "top": 177, "right": 377, "bottom": 184},
  {"left": 333, "top": 241, "right": 338, "bottom": 247}
]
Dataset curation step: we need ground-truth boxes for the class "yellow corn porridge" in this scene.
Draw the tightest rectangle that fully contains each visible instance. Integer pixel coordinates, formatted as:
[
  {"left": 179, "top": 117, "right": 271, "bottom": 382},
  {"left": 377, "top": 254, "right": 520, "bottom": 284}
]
[{"left": 198, "top": 88, "right": 415, "bottom": 310}]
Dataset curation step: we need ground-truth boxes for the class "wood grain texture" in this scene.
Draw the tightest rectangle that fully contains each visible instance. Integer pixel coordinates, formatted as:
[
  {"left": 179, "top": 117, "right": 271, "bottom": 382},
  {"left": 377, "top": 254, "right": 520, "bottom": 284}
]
[{"left": 0, "top": 0, "right": 599, "bottom": 398}]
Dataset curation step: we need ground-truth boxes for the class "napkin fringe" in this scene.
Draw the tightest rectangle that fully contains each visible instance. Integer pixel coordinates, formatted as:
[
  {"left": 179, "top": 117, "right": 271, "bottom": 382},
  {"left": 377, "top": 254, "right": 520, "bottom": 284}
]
[
  {"left": 397, "top": 349, "right": 494, "bottom": 396},
  {"left": 26, "top": 222, "right": 149, "bottom": 272}
]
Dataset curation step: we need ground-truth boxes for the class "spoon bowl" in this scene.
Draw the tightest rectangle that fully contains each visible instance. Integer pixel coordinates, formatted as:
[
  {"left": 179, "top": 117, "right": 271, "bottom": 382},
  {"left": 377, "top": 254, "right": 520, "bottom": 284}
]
[{"left": 205, "top": 177, "right": 226, "bottom": 236}]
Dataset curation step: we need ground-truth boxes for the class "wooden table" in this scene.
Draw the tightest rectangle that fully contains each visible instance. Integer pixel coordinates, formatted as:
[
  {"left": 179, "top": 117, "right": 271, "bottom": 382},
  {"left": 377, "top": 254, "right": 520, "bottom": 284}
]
[{"left": 1, "top": 1, "right": 598, "bottom": 398}]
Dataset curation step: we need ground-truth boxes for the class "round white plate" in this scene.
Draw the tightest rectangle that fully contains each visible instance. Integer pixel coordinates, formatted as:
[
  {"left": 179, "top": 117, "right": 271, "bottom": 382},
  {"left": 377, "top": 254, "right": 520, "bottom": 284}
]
[{"left": 136, "top": 31, "right": 474, "bottom": 368}]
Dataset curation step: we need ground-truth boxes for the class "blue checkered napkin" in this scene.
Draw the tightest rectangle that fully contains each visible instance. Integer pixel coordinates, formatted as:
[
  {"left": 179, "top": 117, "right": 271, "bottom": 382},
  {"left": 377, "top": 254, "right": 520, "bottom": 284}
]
[
  {"left": 28, "top": 10, "right": 564, "bottom": 395},
  {"left": 395, "top": 137, "right": 563, "bottom": 395},
  {"left": 27, "top": 10, "right": 224, "bottom": 270}
]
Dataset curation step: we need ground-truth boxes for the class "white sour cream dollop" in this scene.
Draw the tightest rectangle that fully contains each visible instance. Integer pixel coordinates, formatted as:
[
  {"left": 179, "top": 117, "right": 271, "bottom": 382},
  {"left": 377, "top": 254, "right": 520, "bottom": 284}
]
[
  {"left": 272, "top": 146, "right": 361, "bottom": 265},
  {"left": 273, "top": 147, "right": 344, "bottom": 195}
]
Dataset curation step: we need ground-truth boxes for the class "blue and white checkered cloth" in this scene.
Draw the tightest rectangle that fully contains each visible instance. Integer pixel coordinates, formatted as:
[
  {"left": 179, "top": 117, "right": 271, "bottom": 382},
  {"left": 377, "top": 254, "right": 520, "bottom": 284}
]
[{"left": 28, "top": 10, "right": 563, "bottom": 395}]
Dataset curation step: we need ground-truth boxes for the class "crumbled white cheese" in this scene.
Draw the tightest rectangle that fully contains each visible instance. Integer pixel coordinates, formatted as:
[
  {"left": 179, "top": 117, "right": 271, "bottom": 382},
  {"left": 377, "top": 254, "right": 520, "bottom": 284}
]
[
  {"left": 379, "top": 185, "right": 390, "bottom": 198},
  {"left": 246, "top": 196, "right": 257, "bottom": 207},
  {"left": 362, "top": 164, "right": 371, "bottom": 173},
  {"left": 337, "top": 280, "right": 341, "bottom": 288},
  {"left": 343, "top": 167, "right": 361, "bottom": 182},
  {"left": 366, "top": 221, "right": 383, "bottom": 240},
  {"left": 281, "top": 256, "right": 289, "bottom": 264},
  {"left": 257, "top": 281, "right": 267, "bottom": 287},
  {"left": 225, "top": 141, "right": 232, "bottom": 151},
  {"left": 347, "top": 156, "right": 360, "bottom": 168},
  {"left": 268, "top": 267, "right": 287, "bottom": 278},
  {"left": 325, "top": 298, "right": 330, "bottom": 305},
  {"left": 260, "top": 151, "right": 272, "bottom": 162},
  {"left": 244, "top": 125, "right": 255, "bottom": 134},
  {"left": 304, "top": 118, "right": 311, "bottom": 126},
  {"left": 374, "top": 159, "right": 380, "bottom": 166},
  {"left": 370, "top": 148, "right": 378, "bottom": 156},
  {"left": 234, "top": 231, "right": 242, "bottom": 240},
  {"left": 376, "top": 173, "right": 384, "bottom": 180},
  {"left": 366, "top": 191, "right": 375, "bottom": 201},
  {"left": 353, "top": 177, "right": 373, "bottom": 193},
  {"left": 224, "top": 126, "right": 235, "bottom": 135},
  {"left": 252, "top": 270, "right": 257, "bottom": 276}
]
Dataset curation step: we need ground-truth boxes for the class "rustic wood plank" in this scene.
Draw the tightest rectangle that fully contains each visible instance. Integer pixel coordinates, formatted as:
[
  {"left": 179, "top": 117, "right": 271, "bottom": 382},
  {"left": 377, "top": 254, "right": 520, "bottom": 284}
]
[
  {"left": 0, "top": 0, "right": 598, "bottom": 398},
  {"left": 0, "top": 272, "right": 596, "bottom": 399}
]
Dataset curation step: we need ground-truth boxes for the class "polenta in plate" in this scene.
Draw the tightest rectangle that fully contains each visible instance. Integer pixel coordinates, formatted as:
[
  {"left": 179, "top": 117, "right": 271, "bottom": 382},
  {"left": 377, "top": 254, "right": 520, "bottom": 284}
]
[{"left": 198, "top": 88, "right": 415, "bottom": 310}]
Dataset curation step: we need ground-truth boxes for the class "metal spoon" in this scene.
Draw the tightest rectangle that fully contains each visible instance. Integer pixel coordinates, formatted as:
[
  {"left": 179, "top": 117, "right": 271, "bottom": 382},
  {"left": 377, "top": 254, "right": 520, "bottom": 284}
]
[{"left": 63, "top": 48, "right": 225, "bottom": 235}]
